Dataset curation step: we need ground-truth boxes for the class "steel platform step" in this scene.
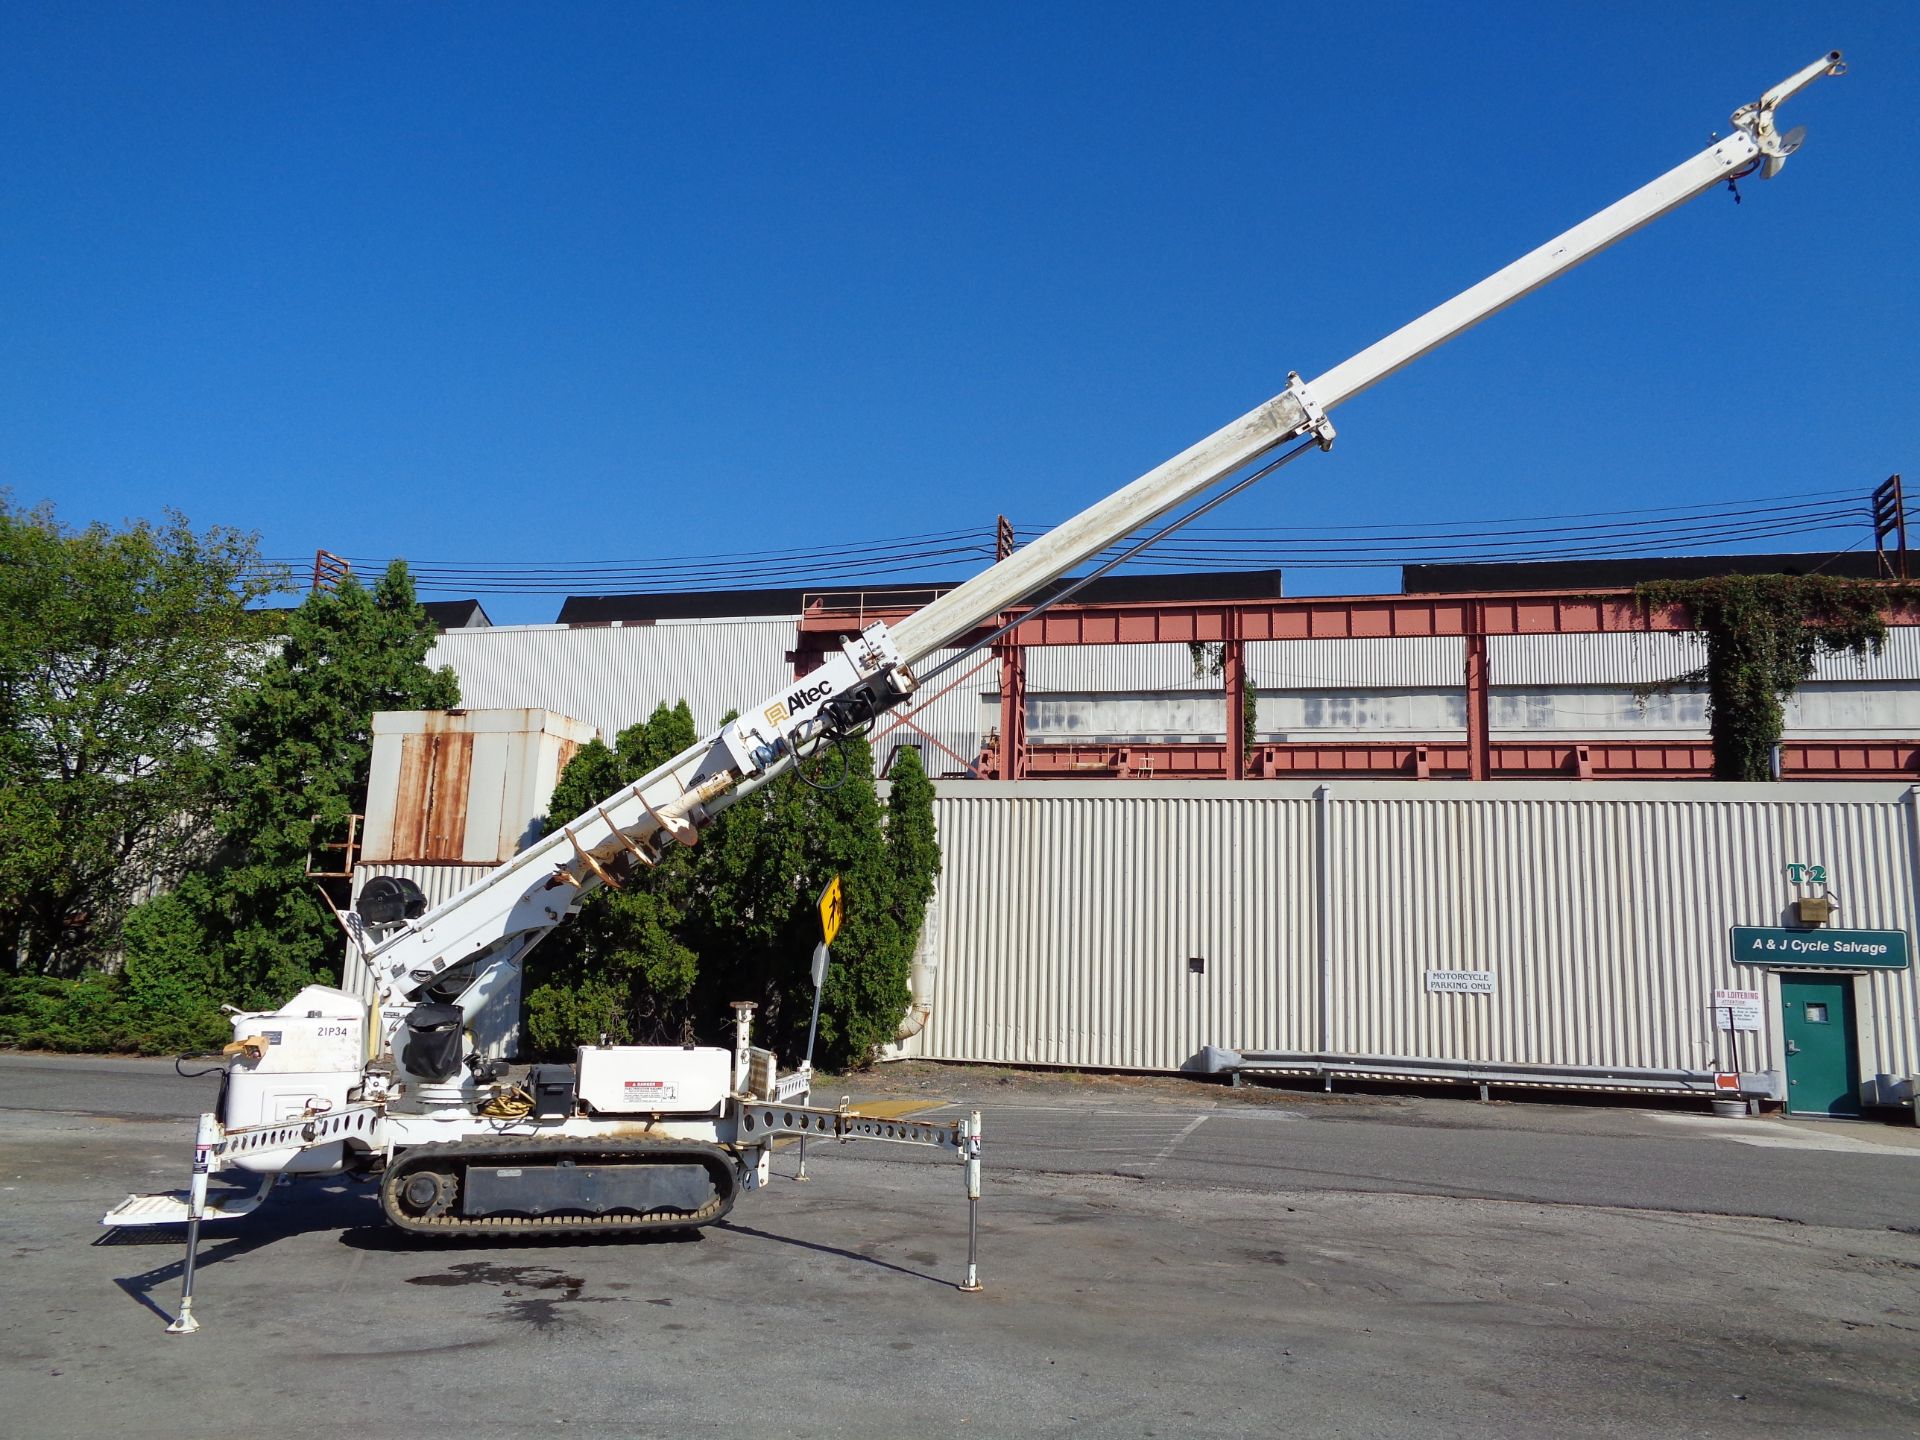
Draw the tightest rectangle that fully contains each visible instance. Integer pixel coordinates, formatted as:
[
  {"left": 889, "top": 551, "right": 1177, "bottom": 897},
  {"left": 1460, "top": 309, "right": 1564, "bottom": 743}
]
[{"left": 101, "top": 1187, "right": 267, "bottom": 1227}]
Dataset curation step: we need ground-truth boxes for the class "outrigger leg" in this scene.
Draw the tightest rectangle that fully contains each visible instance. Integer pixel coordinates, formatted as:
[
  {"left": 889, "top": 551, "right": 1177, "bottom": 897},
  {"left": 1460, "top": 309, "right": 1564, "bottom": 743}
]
[
  {"left": 166, "top": 1112, "right": 219, "bottom": 1335},
  {"left": 959, "top": 1109, "right": 983, "bottom": 1293}
]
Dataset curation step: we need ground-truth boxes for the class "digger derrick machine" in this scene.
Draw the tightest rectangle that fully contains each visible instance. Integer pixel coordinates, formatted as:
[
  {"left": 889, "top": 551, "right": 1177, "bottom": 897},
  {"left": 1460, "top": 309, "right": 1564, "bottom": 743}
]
[{"left": 106, "top": 53, "right": 1847, "bottom": 1333}]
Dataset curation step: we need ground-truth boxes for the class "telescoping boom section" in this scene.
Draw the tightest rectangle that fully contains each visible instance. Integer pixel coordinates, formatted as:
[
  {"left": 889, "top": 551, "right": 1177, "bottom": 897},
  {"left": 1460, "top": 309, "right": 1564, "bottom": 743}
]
[{"left": 105, "top": 54, "right": 1844, "bottom": 1335}]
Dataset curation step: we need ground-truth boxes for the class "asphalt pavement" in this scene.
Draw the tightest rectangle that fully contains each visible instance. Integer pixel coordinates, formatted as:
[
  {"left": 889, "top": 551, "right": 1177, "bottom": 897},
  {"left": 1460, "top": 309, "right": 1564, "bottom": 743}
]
[{"left": 2, "top": 1052, "right": 1917, "bottom": 1439}]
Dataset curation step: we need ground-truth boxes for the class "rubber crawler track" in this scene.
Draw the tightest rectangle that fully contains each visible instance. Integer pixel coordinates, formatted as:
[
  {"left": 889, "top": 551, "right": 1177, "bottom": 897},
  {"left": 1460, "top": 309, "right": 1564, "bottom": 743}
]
[{"left": 379, "top": 1136, "right": 741, "bottom": 1239}]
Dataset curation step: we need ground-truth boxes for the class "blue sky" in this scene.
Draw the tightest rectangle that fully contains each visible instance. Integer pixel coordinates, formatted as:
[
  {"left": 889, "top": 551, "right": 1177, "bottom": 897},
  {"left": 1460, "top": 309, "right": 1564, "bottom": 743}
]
[{"left": 2, "top": 4, "right": 1911, "bottom": 623}]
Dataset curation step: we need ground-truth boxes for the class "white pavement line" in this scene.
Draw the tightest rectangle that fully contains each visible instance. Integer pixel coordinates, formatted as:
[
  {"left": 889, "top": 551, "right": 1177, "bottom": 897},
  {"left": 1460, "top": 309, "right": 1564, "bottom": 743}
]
[{"left": 1146, "top": 1114, "right": 1208, "bottom": 1172}]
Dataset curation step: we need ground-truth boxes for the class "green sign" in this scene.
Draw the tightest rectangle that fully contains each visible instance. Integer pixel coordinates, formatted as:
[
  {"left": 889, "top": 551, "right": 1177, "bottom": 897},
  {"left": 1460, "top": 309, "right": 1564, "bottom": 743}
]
[{"left": 1731, "top": 926, "right": 1909, "bottom": 970}]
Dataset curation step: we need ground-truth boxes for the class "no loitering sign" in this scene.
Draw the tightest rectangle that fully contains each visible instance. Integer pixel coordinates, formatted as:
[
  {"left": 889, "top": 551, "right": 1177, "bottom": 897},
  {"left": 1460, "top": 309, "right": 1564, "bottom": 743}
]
[{"left": 1712, "top": 988, "right": 1763, "bottom": 1031}]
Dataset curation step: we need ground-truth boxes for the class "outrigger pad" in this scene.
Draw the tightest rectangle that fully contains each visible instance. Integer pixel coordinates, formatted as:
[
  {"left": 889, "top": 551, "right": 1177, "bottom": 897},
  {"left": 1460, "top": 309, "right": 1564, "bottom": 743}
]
[{"left": 101, "top": 1189, "right": 267, "bottom": 1227}]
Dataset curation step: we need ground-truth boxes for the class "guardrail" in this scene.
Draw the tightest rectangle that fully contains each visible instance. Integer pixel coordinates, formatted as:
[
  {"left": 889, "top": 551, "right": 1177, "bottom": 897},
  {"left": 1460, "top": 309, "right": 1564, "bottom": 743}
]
[{"left": 1201, "top": 1047, "right": 1784, "bottom": 1106}]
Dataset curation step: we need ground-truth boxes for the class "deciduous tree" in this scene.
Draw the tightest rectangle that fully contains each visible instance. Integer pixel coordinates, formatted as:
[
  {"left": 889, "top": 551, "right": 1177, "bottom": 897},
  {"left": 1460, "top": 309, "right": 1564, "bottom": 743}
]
[{"left": 0, "top": 497, "right": 282, "bottom": 975}]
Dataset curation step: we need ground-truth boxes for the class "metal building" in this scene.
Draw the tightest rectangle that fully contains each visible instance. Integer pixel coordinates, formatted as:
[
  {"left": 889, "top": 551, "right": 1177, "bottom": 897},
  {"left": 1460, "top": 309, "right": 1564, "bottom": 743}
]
[
  {"left": 339, "top": 703, "right": 1918, "bottom": 1115},
  {"left": 426, "top": 584, "right": 1920, "bottom": 783},
  {"left": 898, "top": 779, "right": 1920, "bottom": 1117}
]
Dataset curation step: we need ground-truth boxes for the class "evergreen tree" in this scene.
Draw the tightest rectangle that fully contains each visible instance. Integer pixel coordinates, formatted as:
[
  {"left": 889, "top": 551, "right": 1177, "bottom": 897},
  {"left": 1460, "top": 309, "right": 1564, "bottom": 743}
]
[
  {"left": 523, "top": 702, "right": 701, "bottom": 1054},
  {"left": 208, "top": 562, "right": 457, "bottom": 1004},
  {"left": 524, "top": 705, "right": 942, "bottom": 1071},
  {"left": 687, "top": 733, "right": 937, "bottom": 1069}
]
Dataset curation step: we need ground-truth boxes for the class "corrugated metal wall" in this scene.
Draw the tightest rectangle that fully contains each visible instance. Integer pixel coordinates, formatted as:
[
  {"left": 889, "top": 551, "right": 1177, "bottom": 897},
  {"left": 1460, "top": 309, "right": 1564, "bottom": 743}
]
[
  {"left": 913, "top": 787, "right": 1318, "bottom": 1067},
  {"left": 908, "top": 780, "right": 1920, "bottom": 1087},
  {"left": 431, "top": 620, "right": 794, "bottom": 738},
  {"left": 1490, "top": 632, "right": 1702, "bottom": 687},
  {"left": 1490, "top": 627, "right": 1920, "bottom": 686},
  {"left": 1250, "top": 636, "right": 1466, "bottom": 690},
  {"left": 1027, "top": 643, "right": 1224, "bottom": 692},
  {"left": 879, "top": 644, "right": 988, "bottom": 776}
]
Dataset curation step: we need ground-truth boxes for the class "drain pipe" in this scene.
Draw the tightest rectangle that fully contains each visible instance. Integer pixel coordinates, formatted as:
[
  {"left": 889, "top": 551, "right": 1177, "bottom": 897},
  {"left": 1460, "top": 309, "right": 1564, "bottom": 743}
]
[
  {"left": 897, "top": 984, "right": 933, "bottom": 1042},
  {"left": 1315, "top": 784, "right": 1333, "bottom": 1054},
  {"left": 892, "top": 896, "right": 940, "bottom": 1048}
]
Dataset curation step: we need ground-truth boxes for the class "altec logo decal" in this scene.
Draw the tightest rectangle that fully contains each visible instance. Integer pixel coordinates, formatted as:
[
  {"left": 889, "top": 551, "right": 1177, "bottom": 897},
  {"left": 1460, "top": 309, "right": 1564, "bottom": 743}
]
[
  {"left": 766, "top": 680, "right": 836, "bottom": 730},
  {"left": 787, "top": 681, "right": 833, "bottom": 711}
]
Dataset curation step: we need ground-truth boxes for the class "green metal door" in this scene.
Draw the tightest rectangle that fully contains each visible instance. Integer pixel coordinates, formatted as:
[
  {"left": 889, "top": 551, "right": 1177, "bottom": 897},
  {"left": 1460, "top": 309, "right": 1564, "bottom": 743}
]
[{"left": 1780, "top": 974, "right": 1861, "bottom": 1117}]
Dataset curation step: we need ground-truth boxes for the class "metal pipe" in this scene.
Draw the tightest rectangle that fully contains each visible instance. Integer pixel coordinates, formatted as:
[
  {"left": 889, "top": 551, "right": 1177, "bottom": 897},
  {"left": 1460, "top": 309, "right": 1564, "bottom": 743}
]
[{"left": 796, "top": 944, "right": 829, "bottom": 1182}]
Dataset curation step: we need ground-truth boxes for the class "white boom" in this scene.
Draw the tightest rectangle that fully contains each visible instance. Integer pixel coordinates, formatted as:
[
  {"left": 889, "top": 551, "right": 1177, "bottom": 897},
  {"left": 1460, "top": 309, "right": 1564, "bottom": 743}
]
[{"left": 359, "top": 51, "right": 1845, "bottom": 1036}]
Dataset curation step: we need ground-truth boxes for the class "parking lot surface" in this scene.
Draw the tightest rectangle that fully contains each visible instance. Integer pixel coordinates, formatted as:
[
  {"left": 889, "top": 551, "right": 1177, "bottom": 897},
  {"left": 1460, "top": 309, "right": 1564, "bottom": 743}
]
[{"left": 3, "top": 1054, "right": 1917, "bottom": 1438}]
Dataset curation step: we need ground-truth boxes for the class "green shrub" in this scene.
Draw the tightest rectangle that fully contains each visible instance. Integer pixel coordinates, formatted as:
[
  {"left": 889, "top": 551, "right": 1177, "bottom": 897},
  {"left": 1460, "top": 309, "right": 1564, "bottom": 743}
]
[
  {"left": 118, "top": 877, "right": 230, "bottom": 1053},
  {"left": 0, "top": 973, "right": 128, "bottom": 1052}
]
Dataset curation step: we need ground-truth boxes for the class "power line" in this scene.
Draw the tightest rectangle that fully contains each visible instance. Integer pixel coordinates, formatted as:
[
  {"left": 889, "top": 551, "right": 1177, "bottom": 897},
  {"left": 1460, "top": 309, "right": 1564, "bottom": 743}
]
[{"left": 268, "top": 486, "right": 1880, "bottom": 597}]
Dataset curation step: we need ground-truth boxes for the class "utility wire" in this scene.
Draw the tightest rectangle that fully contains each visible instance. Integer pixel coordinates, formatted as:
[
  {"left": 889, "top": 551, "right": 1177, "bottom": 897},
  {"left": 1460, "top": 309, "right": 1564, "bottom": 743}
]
[{"left": 267, "top": 487, "right": 1880, "bottom": 597}]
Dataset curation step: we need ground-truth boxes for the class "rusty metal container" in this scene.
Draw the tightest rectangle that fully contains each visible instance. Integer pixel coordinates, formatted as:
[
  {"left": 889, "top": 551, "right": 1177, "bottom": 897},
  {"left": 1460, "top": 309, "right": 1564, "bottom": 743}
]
[{"left": 359, "top": 709, "right": 598, "bottom": 866}]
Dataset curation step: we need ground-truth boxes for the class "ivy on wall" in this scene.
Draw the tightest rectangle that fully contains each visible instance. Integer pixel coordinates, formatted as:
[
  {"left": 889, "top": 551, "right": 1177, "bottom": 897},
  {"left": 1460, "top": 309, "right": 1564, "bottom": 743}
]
[
  {"left": 1634, "top": 574, "right": 1912, "bottom": 781},
  {"left": 1188, "top": 641, "right": 1259, "bottom": 754}
]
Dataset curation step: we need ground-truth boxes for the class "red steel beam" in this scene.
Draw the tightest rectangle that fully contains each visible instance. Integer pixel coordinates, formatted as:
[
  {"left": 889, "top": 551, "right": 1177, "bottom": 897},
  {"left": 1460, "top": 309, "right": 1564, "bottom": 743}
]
[
  {"left": 1223, "top": 619, "right": 1246, "bottom": 782},
  {"left": 992, "top": 635, "right": 1026, "bottom": 781},
  {"left": 797, "top": 585, "right": 1920, "bottom": 651},
  {"left": 1464, "top": 601, "right": 1491, "bottom": 782},
  {"left": 1015, "top": 739, "right": 1920, "bottom": 782}
]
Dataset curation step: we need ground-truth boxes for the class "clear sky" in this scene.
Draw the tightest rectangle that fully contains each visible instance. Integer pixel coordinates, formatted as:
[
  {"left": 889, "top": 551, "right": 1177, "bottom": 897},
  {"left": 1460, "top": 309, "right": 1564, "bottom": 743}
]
[{"left": 2, "top": 4, "right": 1912, "bottom": 623}]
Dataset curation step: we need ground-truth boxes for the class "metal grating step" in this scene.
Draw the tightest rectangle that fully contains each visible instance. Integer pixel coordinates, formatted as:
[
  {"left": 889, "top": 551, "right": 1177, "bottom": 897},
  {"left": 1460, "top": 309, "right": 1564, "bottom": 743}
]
[{"left": 101, "top": 1188, "right": 266, "bottom": 1227}]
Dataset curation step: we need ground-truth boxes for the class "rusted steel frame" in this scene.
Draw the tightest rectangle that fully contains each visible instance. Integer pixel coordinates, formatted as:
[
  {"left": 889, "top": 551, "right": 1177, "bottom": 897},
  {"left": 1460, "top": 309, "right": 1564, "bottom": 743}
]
[
  {"left": 1783, "top": 742, "right": 1920, "bottom": 777},
  {"left": 1223, "top": 613, "right": 1246, "bottom": 781},
  {"left": 874, "top": 704, "right": 985, "bottom": 778},
  {"left": 869, "top": 649, "right": 1000, "bottom": 779},
  {"left": 798, "top": 587, "right": 1920, "bottom": 648},
  {"left": 994, "top": 636, "right": 1026, "bottom": 781},
  {"left": 1465, "top": 600, "right": 1491, "bottom": 782},
  {"left": 800, "top": 587, "right": 1675, "bottom": 645},
  {"left": 1018, "top": 739, "right": 1920, "bottom": 781}
]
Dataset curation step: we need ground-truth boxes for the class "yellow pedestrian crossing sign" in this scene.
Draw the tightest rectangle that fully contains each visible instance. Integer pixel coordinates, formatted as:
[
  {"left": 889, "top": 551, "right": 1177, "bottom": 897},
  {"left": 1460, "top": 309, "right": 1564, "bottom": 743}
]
[{"left": 818, "top": 875, "right": 845, "bottom": 946}]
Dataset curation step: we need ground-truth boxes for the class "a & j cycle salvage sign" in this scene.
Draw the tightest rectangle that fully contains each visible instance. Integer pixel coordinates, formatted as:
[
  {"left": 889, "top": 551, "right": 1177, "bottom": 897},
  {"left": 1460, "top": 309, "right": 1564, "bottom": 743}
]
[{"left": 1730, "top": 926, "right": 1909, "bottom": 970}]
